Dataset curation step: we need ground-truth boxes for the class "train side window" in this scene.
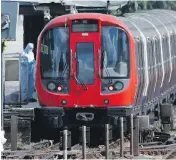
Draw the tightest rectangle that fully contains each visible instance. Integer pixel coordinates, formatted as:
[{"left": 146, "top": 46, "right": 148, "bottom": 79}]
[
  {"left": 138, "top": 40, "right": 142, "bottom": 69},
  {"left": 165, "top": 36, "right": 169, "bottom": 77},
  {"left": 174, "top": 34, "right": 176, "bottom": 66},
  {"left": 155, "top": 38, "right": 159, "bottom": 69},
  {"left": 175, "top": 34, "right": 176, "bottom": 56},
  {"left": 150, "top": 40, "right": 153, "bottom": 69},
  {"left": 149, "top": 39, "right": 153, "bottom": 69},
  {"left": 151, "top": 40, "right": 155, "bottom": 68},
  {"left": 158, "top": 39, "right": 161, "bottom": 66},
  {"left": 162, "top": 36, "right": 166, "bottom": 65},
  {"left": 154, "top": 38, "right": 158, "bottom": 65},
  {"left": 171, "top": 34, "right": 174, "bottom": 60},
  {"left": 164, "top": 36, "right": 167, "bottom": 64},
  {"left": 152, "top": 39, "right": 156, "bottom": 69},
  {"left": 150, "top": 40, "right": 154, "bottom": 68},
  {"left": 147, "top": 39, "right": 150, "bottom": 69},
  {"left": 165, "top": 36, "right": 169, "bottom": 62},
  {"left": 150, "top": 39, "right": 153, "bottom": 68},
  {"left": 140, "top": 40, "right": 143, "bottom": 70},
  {"left": 140, "top": 39, "right": 145, "bottom": 73},
  {"left": 174, "top": 34, "right": 176, "bottom": 57},
  {"left": 40, "top": 30, "right": 53, "bottom": 73},
  {"left": 172, "top": 34, "right": 175, "bottom": 64},
  {"left": 135, "top": 39, "right": 140, "bottom": 69}
]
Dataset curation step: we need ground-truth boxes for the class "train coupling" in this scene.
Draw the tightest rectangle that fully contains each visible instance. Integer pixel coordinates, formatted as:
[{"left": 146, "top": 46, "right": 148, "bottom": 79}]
[{"left": 76, "top": 112, "right": 94, "bottom": 121}]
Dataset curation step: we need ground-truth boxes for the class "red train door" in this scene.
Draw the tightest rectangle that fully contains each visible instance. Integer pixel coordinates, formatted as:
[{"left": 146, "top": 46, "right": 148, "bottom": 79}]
[{"left": 70, "top": 31, "right": 101, "bottom": 106}]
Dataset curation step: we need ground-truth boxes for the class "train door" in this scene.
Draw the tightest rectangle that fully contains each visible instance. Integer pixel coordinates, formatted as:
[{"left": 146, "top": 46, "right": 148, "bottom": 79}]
[{"left": 70, "top": 29, "right": 101, "bottom": 106}]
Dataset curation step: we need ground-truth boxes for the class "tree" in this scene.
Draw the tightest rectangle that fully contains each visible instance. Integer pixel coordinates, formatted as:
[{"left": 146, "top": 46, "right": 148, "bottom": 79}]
[{"left": 110, "top": 1, "right": 176, "bottom": 16}]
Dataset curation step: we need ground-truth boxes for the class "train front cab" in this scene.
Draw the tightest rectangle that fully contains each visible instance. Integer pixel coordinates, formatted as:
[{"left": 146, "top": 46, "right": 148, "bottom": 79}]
[{"left": 32, "top": 14, "right": 137, "bottom": 141}]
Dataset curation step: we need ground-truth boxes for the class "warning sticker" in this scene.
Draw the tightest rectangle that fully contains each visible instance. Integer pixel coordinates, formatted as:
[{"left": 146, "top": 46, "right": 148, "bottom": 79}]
[{"left": 41, "top": 44, "right": 48, "bottom": 55}]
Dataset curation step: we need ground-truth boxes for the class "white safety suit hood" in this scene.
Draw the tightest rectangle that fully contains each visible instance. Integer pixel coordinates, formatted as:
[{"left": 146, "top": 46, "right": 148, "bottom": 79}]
[{"left": 22, "top": 43, "right": 35, "bottom": 63}]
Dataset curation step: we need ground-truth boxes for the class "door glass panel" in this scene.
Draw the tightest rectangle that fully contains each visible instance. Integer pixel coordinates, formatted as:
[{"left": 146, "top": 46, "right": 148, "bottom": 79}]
[{"left": 76, "top": 42, "right": 94, "bottom": 84}]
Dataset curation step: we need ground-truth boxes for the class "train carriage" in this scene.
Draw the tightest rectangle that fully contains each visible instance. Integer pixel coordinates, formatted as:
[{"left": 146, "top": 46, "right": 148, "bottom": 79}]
[{"left": 32, "top": 9, "right": 176, "bottom": 141}]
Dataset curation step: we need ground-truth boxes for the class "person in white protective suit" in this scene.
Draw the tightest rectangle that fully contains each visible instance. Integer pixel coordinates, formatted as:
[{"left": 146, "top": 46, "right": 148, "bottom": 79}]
[
  {"left": 21, "top": 43, "right": 37, "bottom": 103},
  {"left": 0, "top": 130, "right": 7, "bottom": 151}
]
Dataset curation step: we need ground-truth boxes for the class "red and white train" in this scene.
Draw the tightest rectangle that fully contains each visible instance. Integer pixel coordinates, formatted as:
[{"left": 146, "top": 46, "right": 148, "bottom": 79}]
[{"left": 32, "top": 9, "right": 176, "bottom": 141}]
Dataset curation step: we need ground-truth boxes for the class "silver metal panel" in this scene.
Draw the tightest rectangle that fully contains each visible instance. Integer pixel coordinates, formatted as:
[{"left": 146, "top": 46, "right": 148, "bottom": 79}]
[
  {"left": 137, "top": 115, "right": 150, "bottom": 130},
  {"left": 4, "top": 55, "right": 29, "bottom": 106},
  {"left": 5, "top": 60, "right": 19, "bottom": 81}
]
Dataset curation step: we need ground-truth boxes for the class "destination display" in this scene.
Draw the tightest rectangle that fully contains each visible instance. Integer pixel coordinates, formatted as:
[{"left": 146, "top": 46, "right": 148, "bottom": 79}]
[{"left": 72, "top": 19, "right": 98, "bottom": 32}]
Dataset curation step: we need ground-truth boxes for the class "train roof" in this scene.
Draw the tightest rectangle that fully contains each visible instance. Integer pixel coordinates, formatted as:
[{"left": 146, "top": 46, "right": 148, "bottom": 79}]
[
  {"left": 43, "top": 9, "right": 176, "bottom": 40},
  {"left": 119, "top": 9, "right": 176, "bottom": 39}
]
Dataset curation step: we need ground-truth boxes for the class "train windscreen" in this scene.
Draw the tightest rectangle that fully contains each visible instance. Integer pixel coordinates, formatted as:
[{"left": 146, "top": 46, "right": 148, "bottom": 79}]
[
  {"left": 40, "top": 27, "right": 70, "bottom": 93},
  {"left": 101, "top": 26, "right": 130, "bottom": 78}
]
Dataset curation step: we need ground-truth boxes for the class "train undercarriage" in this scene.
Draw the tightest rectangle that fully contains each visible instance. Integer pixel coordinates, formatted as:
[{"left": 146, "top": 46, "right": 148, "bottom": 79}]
[
  {"left": 31, "top": 91, "right": 176, "bottom": 148},
  {"left": 31, "top": 107, "right": 131, "bottom": 144}
]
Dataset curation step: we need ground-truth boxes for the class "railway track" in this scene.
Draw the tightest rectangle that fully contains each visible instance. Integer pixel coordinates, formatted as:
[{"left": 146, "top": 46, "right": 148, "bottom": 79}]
[
  {"left": 3, "top": 113, "right": 176, "bottom": 159},
  {"left": 164, "top": 150, "right": 176, "bottom": 159},
  {"left": 2, "top": 137, "right": 176, "bottom": 159},
  {"left": 1, "top": 137, "right": 129, "bottom": 159}
]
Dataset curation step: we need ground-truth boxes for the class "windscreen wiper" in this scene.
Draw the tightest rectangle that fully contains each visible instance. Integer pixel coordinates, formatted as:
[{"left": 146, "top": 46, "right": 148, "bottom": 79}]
[
  {"left": 74, "top": 75, "right": 87, "bottom": 90},
  {"left": 60, "top": 63, "right": 68, "bottom": 79},
  {"left": 59, "top": 56, "right": 87, "bottom": 90},
  {"left": 59, "top": 52, "right": 69, "bottom": 80},
  {"left": 75, "top": 54, "right": 87, "bottom": 91},
  {"left": 101, "top": 51, "right": 112, "bottom": 84}
]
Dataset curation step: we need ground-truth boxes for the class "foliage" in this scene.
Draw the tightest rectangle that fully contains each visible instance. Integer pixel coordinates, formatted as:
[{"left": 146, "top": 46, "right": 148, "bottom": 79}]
[{"left": 110, "top": 1, "right": 176, "bottom": 16}]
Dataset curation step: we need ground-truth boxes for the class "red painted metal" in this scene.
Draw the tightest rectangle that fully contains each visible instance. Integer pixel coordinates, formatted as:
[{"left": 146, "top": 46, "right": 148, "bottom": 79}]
[{"left": 36, "top": 13, "right": 138, "bottom": 108}]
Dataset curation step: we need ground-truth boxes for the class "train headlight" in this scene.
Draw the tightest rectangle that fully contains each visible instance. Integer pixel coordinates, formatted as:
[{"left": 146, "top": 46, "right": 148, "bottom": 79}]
[
  {"left": 47, "top": 82, "right": 56, "bottom": 91},
  {"left": 57, "top": 85, "right": 63, "bottom": 91},
  {"left": 61, "top": 100, "right": 67, "bottom": 105},
  {"left": 114, "top": 81, "right": 124, "bottom": 91},
  {"left": 108, "top": 85, "right": 114, "bottom": 91},
  {"left": 104, "top": 99, "right": 109, "bottom": 105}
]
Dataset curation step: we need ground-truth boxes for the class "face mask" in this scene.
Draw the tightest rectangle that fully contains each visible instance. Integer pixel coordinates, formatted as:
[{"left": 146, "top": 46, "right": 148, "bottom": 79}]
[{"left": 27, "top": 49, "right": 33, "bottom": 53}]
